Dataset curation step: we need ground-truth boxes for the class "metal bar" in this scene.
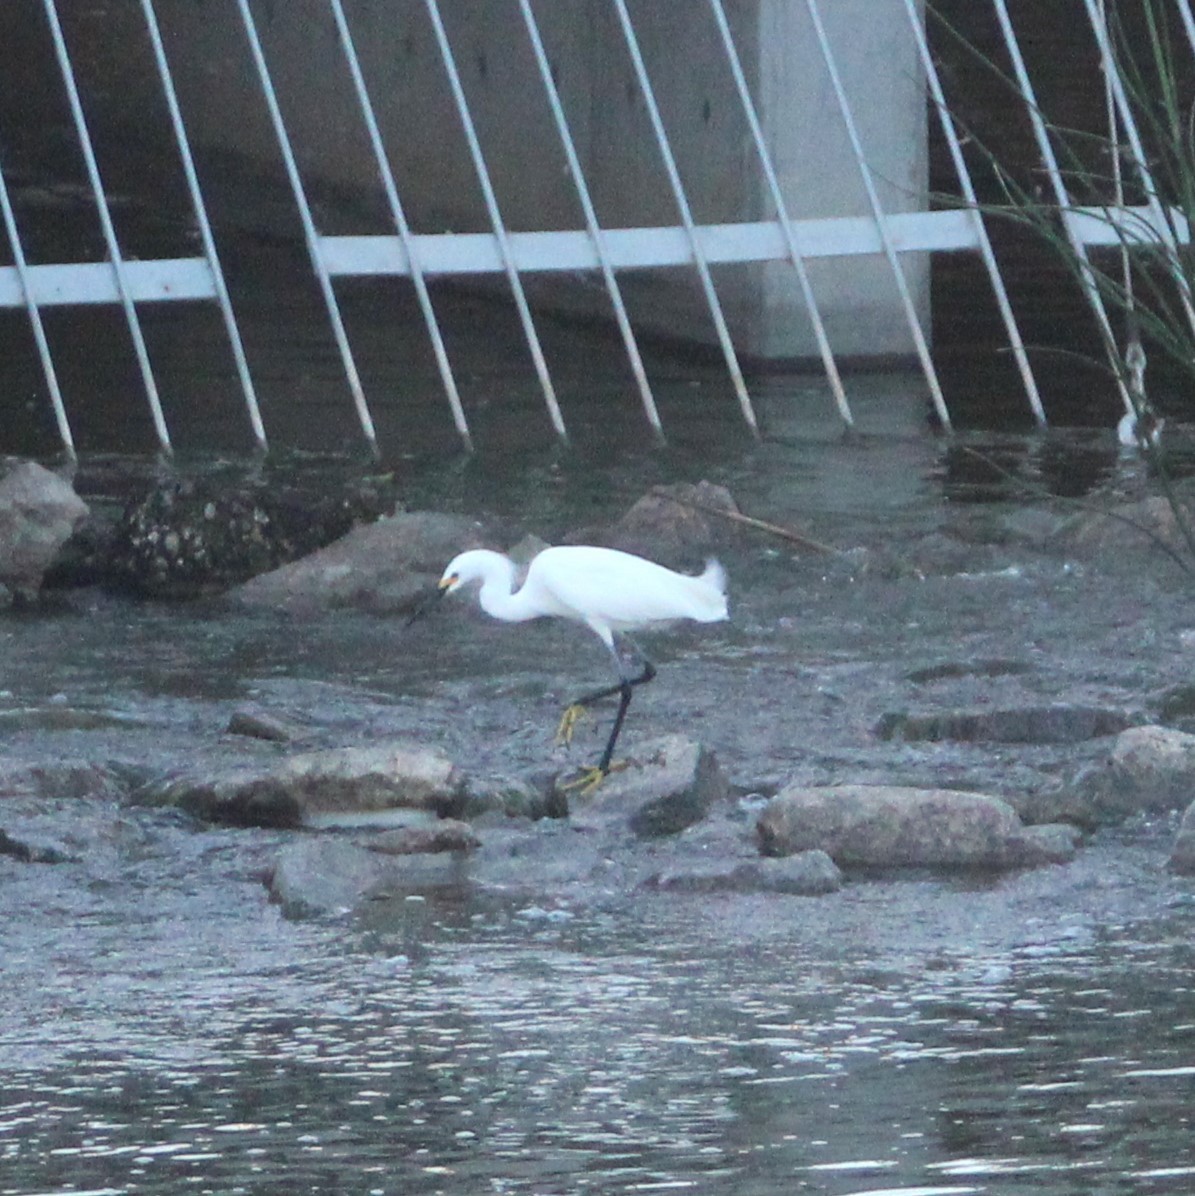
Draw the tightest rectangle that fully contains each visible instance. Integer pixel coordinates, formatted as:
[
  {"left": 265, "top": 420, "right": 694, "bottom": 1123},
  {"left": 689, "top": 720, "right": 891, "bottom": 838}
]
[
  {"left": 1080, "top": 0, "right": 1195, "bottom": 334},
  {"left": 803, "top": 0, "right": 950, "bottom": 430},
  {"left": 989, "top": 0, "right": 1134, "bottom": 417},
  {"left": 138, "top": 0, "right": 267, "bottom": 454},
  {"left": 904, "top": 0, "right": 1046, "bottom": 425},
  {"left": 0, "top": 156, "right": 74, "bottom": 457},
  {"left": 516, "top": 0, "right": 663, "bottom": 442},
  {"left": 1176, "top": 0, "right": 1195, "bottom": 65},
  {"left": 707, "top": 0, "right": 852, "bottom": 428},
  {"left": 42, "top": 0, "right": 172, "bottom": 454},
  {"left": 610, "top": 0, "right": 758, "bottom": 436},
  {"left": 232, "top": 0, "right": 379, "bottom": 454},
  {"left": 326, "top": 0, "right": 472, "bottom": 452},
  {"left": 316, "top": 209, "right": 990, "bottom": 278},
  {"left": 423, "top": 0, "right": 568, "bottom": 443}
]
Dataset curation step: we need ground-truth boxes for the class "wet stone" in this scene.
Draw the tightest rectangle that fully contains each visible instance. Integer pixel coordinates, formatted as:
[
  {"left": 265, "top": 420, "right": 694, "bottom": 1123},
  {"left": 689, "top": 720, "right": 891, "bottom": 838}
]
[
  {"left": 875, "top": 704, "right": 1135, "bottom": 745},
  {"left": 136, "top": 742, "right": 465, "bottom": 829},
  {"left": 231, "top": 510, "right": 489, "bottom": 615},
  {"left": 758, "top": 784, "right": 1029, "bottom": 870},
  {"left": 0, "top": 460, "right": 89, "bottom": 603},
  {"left": 562, "top": 735, "right": 728, "bottom": 838},
  {"left": 1169, "top": 801, "right": 1195, "bottom": 875},
  {"left": 226, "top": 707, "right": 302, "bottom": 743},
  {"left": 646, "top": 850, "right": 841, "bottom": 896},
  {"left": 0, "top": 828, "right": 77, "bottom": 864},
  {"left": 1058, "top": 725, "right": 1195, "bottom": 827}
]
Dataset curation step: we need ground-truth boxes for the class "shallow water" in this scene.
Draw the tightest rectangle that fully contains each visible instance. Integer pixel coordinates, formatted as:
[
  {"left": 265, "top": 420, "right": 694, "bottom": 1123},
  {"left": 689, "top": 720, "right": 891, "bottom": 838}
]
[{"left": 2, "top": 409, "right": 1195, "bottom": 1194}]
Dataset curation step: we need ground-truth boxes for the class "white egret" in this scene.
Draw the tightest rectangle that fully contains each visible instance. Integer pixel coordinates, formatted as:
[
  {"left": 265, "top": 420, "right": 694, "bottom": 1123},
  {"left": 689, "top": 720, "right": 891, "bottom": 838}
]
[{"left": 433, "top": 546, "right": 728, "bottom": 784}]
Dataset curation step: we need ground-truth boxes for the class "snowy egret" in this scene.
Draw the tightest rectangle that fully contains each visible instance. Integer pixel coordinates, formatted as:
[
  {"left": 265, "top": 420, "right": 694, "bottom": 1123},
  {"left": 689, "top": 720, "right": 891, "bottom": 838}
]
[{"left": 433, "top": 546, "right": 728, "bottom": 784}]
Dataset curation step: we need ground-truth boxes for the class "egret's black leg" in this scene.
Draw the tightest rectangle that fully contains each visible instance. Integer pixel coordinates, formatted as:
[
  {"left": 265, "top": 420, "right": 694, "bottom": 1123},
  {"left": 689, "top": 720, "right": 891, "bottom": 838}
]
[{"left": 562, "top": 640, "right": 656, "bottom": 780}]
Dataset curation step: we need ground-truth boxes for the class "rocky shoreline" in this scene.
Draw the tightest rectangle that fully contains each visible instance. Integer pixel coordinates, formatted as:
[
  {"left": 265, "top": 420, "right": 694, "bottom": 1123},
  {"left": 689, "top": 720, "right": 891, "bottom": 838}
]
[{"left": 2, "top": 456, "right": 1195, "bottom": 918}]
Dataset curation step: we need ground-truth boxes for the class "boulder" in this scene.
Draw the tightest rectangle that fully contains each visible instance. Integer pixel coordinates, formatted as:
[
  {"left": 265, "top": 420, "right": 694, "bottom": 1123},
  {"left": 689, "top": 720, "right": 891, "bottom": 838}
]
[
  {"left": 136, "top": 741, "right": 464, "bottom": 828},
  {"left": 231, "top": 511, "right": 488, "bottom": 615},
  {"left": 1169, "top": 801, "right": 1195, "bottom": 875},
  {"left": 875, "top": 704, "right": 1134, "bottom": 744},
  {"left": 564, "top": 480, "right": 741, "bottom": 565},
  {"left": 267, "top": 836, "right": 468, "bottom": 918},
  {"left": 562, "top": 735, "right": 728, "bottom": 837},
  {"left": 108, "top": 472, "right": 399, "bottom": 598},
  {"left": 0, "top": 460, "right": 89, "bottom": 601},
  {"left": 1058, "top": 725, "right": 1195, "bottom": 826},
  {"left": 1059, "top": 493, "right": 1193, "bottom": 557},
  {"left": 757, "top": 784, "right": 1031, "bottom": 870}
]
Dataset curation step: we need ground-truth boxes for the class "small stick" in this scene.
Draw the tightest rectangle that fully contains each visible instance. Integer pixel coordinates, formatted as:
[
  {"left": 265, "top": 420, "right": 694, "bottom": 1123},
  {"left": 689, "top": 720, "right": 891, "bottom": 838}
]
[{"left": 650, "top": 487, "right": 843, "bottom": 555}]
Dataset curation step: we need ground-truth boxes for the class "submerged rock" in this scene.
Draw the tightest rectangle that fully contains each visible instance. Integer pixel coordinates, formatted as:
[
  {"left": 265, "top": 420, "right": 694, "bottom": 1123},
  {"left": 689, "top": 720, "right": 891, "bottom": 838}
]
[
  {"left": 561, "top": 735, "right": 728, "bottom": 837},
  {"left": 0, "top": 460, "right": 89, "bottom": 602},
  {"left": 231, "top": 511, "right": 488, "bottom": 615},
  {"left": 137, "top": 741, "right": 464, "bottom": 828},
  {"left": 0, "top": 827, "right": 77, "bottom": 864},
  {"left": 646, "top": 850, "right": 842, "bottom": 896},
  {"left": 875, "top": 704, "right": 1134, "bottom": 745},
  {"left": 1169, "top": 802, "right": 1195, "bottom": 875},
  {"left": 268, "top": 835, "right": 470, "bottom": 918},
  {"left": 757, "top": 784, "right": 1035, "bottom": 870}
]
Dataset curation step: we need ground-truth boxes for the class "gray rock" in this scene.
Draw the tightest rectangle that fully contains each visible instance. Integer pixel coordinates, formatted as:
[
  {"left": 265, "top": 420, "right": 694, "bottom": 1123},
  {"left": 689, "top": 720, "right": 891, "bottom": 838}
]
[
  {"left": 137, "top": 741, "right": 464, "bottom": 828},
  {"left": 1169, "top": 802, "right": 1195, "bottom": 875},
  {"left": 647, "top": 850, "right": 841, "bottom": 896},
  {"left": 1060, "top": 725, "right": 1195, "bottom": 827},
  {"left": 757, "top": 784, "right": 1028, "bottom": 869},
  {"left": 232, "top": 511, "right": 488, "bottom": 615},
  {"left": 563, "top": 735, "right": 728, "bottom": 837},
  {"left": 1003, "top": 823, "right": 1082, "bottom": 866},
  {"left": 368, "top": 818, "right": 480, "bottom": 855},
  {"left": 0, "top": 828, "right": 77, "bottom": 864},
  {"left": 267, "top": 836, "right": 469, "bottom": 918},
  {"left": 226, "top": 707, "right": 302, "bottom": 743},
  {"left": 875, "top": 704, "right": 1134, "bottom": 745},
  {"left": 0, "top": 460, "right": 88, "bottom": 601}
]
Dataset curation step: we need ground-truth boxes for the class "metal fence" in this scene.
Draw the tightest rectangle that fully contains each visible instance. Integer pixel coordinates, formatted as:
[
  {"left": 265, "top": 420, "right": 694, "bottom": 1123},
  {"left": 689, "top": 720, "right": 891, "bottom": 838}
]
[{"left": 0, "top": 0, "right": 1187, "bottom": 459}]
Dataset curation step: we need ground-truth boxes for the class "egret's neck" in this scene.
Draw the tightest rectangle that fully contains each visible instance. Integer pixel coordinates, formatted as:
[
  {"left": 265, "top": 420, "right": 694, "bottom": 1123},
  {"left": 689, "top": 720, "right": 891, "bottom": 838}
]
[{"left": 478, "top": 560, "right": 539, "bottom": 623}]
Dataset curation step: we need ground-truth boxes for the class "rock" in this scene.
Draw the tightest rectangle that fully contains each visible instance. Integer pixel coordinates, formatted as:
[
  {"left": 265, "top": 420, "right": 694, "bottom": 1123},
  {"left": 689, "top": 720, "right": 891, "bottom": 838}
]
[
  {"left": 232, "top": 511, "right": 489, "bottom": 615},
  {"left": 368, "top": 818, "right": 480, "bottom": 855},
  {"left": 136, "top": 741, "right": 465, "bottom": 828},
  {"left": 647, "top": 850, "right": 841, "bottom": 895},
  {"left": 108, "top": 472, "right": 399, "bottom": 598},
  {"left": 1169, "top": 802, "right": 1195, "bottom": 875},
  {"left": 875, "top": 704, "right": 1134, "bottom": 744},
  {"left": 1059, "top": 494, "right": 1193, "bottom": 557},
  {"left": 562, "top": 735, "right": 728, "bottom": 837},
  {"left": 0, "top": 827, "right": 77, "bottom": 864},
  {"left": 226, "top": 707, "right": 302, "bottom": 743},
  {"left": 1059, "top": 725, "right": 1195, "bottom": 826},
  {"left": 267, "top": 836, "right": 468, "bottom": 917},
  {"left": 0, "top": 460, "right": 89, "bottom": 602},
  {"left": 565, "top": 481, "right": 740, "bottom": 565},
  {"left": 1003, "top": 823, "right": 1082, "bottom": 866},
  {"left": 757, "top": 784, "right": 1030, "bottom": 869}
]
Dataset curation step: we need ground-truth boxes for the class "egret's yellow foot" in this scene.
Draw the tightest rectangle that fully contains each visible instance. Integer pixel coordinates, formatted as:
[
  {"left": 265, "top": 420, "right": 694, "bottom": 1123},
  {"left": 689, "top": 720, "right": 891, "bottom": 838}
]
[
  {"left": 555, "top": 702, "right": 588, "bottom": 746},
  {"left": 559, "top": 759, "right": 629, "bottom": 797}
]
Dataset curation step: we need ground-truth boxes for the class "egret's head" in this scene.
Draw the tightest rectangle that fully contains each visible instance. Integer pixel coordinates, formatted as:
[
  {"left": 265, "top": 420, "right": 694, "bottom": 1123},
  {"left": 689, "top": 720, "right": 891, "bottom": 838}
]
[{"left": 437, "top": 550, "right": 484, "bottom": 596}]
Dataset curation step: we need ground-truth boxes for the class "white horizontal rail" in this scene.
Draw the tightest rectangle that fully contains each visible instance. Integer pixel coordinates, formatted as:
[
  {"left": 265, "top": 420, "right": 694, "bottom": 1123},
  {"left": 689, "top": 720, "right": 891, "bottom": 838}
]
[
  {"left": 318, "top": 210, "right": 984, "bottom": 280},
  {"left": 0, "top": 257, "right": 217, "bottom": 308},
  {"left": 4, "top": 204, "right": 1179, "bottom": 311}
]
